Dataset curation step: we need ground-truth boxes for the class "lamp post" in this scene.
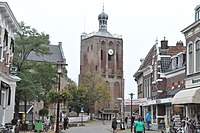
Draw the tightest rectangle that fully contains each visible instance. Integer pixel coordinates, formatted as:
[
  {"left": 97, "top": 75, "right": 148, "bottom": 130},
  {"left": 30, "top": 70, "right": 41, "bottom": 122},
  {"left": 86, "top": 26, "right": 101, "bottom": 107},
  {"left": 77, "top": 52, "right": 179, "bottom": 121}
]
[
  {"left": 129, "top": 93, "right": 134, "bottom": 133},
  {"left": 80, "top": 107, "right": 84, "bottom": 126},
  {"left": 55, "top": 61, "right": 67, "bottom": 133}
]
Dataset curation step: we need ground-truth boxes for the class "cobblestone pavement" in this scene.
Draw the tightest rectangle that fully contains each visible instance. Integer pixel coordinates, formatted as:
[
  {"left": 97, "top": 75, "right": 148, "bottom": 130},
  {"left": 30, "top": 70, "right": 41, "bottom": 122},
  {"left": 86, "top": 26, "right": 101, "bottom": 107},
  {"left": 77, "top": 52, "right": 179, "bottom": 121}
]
[{"left": 61, "top": 120, "right": 160, "bottom": 133}]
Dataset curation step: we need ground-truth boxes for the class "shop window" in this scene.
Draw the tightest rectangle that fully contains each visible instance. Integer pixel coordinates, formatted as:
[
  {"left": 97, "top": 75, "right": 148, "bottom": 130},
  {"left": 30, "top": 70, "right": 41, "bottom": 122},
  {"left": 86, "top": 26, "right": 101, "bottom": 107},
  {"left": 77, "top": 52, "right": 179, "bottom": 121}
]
[{"left": 153, "top": 105, "right": 156, "bottom": 123}]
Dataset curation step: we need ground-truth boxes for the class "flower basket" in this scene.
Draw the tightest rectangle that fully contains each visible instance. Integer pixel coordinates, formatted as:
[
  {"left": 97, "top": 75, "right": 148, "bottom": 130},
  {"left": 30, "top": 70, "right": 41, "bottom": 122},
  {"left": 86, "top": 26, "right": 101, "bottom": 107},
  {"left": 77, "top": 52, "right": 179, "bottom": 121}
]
[{"left": 48, "top": 90, "right": 70, "bottom": 104}]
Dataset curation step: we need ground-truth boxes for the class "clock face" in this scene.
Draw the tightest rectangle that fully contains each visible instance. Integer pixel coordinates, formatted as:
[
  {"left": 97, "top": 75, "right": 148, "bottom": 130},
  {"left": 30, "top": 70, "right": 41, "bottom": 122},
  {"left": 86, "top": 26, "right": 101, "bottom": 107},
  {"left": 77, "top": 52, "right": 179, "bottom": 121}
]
[{"left": 108, "top": 49, "right": 114, "bottom": 55}]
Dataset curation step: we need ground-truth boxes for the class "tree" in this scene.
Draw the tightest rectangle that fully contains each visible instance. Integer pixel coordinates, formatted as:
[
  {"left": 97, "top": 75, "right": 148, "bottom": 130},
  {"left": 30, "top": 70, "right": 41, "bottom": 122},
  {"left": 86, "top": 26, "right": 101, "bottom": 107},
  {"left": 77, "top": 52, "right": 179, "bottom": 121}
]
[
  {"left": 79, "top": 72, "right": 111, "bottom": 120},
  {"left": 32, "top": 62, "right": 57, "bottom": 108},
  {"left": 67, "top": 81, "right": 86, "bottom": 116},
  {"left": 13, "top": 21, "right": 52, "bottom": 119}
]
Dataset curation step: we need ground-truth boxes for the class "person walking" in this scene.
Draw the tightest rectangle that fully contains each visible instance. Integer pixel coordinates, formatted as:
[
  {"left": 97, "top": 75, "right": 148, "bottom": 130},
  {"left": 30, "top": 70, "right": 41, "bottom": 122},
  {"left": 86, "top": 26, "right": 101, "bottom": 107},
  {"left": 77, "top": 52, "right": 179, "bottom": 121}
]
[
  {"left": 111, "top": 117, "right": 118, "bottom": 133},
  {"left": 63, "top": 116, "right": 69, "bottom": 130},
  {"left": 124, "top": 116, "right": 128, "bottom": 128},
  {"left": 134, "top": 117, "right": 145, "bottom": 133},
  {"left": 145, "top": 111, "right": 151, "bottom": 130}
]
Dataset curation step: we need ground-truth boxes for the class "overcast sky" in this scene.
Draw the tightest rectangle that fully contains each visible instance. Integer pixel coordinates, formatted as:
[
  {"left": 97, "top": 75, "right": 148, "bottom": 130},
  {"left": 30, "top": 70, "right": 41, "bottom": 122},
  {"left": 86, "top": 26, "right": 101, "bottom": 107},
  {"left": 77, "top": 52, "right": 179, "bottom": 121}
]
[{"left": 4, "top": 0, "right": 199, "bottom": 99}]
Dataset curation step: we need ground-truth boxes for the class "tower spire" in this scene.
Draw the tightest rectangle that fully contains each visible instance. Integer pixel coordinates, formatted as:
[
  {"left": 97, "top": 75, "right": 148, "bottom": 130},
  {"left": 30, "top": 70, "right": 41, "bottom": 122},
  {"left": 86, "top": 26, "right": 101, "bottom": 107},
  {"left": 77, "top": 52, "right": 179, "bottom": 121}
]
[
  {"left": 103, "top": 2, "right": 104, "bottom": 12},
  {"left": 98, "top": 3, "right": 108, "bottom": 32}
]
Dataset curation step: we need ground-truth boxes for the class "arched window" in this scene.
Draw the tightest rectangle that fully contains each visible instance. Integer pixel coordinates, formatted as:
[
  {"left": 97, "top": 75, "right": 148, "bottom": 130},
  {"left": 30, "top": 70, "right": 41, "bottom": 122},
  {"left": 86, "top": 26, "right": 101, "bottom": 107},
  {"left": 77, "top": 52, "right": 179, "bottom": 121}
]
[
  {"left": 101, "top": 41, "right": 106, "bottom": 69},
  {"left": 108, "top": 41, "right": 114, "bottom": 71},
  {"left": 114, "top": 82, "right": 120, "bottom": 100},
  {"left": 196, "top": 41, "right": 200, "bottom": 72},
  {"left": 189, "top": 44, "right": 193, "bottom": 74}
]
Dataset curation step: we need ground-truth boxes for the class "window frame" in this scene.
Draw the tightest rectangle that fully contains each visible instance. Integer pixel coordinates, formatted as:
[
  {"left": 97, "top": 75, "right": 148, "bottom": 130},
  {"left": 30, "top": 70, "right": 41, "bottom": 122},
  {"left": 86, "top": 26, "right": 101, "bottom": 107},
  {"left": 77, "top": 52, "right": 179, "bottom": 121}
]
[
  {"left": 196, "top": 41, "right": 200, "bottom": 72},
  {"left": 188, "top": 43, "right": 194, "bottom": 74}
]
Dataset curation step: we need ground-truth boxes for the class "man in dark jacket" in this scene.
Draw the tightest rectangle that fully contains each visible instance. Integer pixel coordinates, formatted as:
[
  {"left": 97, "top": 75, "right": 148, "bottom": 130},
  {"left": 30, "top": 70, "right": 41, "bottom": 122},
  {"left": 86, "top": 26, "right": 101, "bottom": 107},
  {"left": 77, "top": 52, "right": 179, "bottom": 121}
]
[
  {"left": 112, "top": 117, "right": 117, "bottom": 133},
  {"left": 63, "top": 116, "right": 69, "bottom": 130}
]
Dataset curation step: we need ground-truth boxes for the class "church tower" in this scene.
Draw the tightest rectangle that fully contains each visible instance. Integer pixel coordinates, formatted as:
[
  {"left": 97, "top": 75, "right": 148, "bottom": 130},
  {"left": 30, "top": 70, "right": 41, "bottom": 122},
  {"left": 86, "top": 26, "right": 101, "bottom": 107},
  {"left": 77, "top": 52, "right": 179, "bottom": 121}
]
[{"left": 79, "top": 7, "right": 124, "bottom": 119}]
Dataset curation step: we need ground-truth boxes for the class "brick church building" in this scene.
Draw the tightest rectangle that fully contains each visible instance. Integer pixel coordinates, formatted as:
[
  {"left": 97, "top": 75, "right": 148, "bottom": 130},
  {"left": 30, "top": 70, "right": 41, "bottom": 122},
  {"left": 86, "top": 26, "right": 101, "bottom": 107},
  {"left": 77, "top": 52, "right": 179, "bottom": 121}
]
[{"left": 79, "top": 7, "right": 124, "bottom": 120}]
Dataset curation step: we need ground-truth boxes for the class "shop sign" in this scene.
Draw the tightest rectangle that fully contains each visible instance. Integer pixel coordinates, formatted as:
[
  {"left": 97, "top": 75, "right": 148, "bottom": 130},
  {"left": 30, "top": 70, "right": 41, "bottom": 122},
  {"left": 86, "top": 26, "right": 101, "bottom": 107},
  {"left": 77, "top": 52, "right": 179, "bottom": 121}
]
[
  {"left": 192, "top": 78, "right": 200, "bottom": 84},
  {"left": 156, "top": 99, "right": 161, "bottom": 104}
]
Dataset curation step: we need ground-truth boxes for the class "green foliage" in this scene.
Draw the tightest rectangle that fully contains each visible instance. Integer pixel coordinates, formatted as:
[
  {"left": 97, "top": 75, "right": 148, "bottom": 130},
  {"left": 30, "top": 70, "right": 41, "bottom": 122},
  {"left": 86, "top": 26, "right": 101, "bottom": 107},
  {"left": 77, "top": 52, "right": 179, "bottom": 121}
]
[
  {"left": 79, "top": 72, "right": 111, "bottom": 119},
  {"left": 39, "top": 108, "right": 49, "bottom": 116},
  {"left": 13, "top": 22, "right": 56, "bottom": 119},
  {"left": 13, "top": 21, "right": 51, "bottom": 71},
  {"left": 67, "top": 81, "right": 86, "bottom": 115},
  {"left": 31, "top": 62, "right": 57, "bottom": 106},
  {"left": 80, "top": 72, "right": 111, "bottom": 106},
  {"left": 48, "top": 90, "right": 70, "bottom": 103}
]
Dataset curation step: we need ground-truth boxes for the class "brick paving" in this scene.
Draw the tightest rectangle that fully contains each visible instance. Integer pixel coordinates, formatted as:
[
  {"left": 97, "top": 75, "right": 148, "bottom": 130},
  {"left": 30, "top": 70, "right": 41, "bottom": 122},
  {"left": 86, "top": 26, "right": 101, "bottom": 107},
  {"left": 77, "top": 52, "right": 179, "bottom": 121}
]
[
  {"left": 60, "top": 120, "right": 160, "bottom": 133},
  {"left": 20, "top": 119, "right": 160, "bottom": 133}
]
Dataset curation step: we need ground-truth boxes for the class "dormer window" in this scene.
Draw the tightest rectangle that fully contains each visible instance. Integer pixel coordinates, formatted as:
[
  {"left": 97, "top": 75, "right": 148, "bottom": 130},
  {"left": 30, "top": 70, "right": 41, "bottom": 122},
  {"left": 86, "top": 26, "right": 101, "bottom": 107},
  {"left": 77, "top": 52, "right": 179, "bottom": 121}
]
[
  {"left": 172, "top": 56, "right": 178, "bottom": 70},
  {"left": 195, "top": 7, "right": 200, "bottom": 21},
  {"left": 178, "top": 54, "right": 183, "bottom": 68}
]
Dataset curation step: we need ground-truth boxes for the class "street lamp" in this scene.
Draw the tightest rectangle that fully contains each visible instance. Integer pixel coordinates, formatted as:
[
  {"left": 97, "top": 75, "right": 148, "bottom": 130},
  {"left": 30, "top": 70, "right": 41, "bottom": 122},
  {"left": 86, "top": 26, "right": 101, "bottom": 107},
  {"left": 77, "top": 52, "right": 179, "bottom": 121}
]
[
  {"left": 117, "top": 98, "right": 123, "bottom": 120},
  {"left": 129, "top": 93, "right": 135, "bottom": 133},
  {"left": 55, "top": 61, "right": 67, "bottom": 133},
  {"left": 80, "top": 107, "right": 84, "bottom": 126}
]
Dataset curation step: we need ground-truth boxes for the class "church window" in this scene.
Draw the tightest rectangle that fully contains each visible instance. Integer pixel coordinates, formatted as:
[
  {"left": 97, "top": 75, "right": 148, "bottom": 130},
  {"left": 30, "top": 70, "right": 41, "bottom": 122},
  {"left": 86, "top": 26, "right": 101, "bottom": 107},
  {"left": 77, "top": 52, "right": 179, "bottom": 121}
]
[
  {"left": 91, "top": 45, "right": 93, "bottom": 50},
  {"left": 114, "top": 82, "right": 120, "bottom": 99},
  {"left": 108, "top": 54, "right": 111, "bottom": 61},
  {"left": 116, "top": 52, "right": 118, "bottom": 69},
  {"left": 101, "top": 50, "right": 103, "bottom": 60}
]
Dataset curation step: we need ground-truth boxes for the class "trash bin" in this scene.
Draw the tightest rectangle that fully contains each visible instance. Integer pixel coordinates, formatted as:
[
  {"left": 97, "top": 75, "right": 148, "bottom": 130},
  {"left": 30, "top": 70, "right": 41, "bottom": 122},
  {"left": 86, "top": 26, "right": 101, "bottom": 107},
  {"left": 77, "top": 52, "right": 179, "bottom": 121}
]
[
  {"left": 34, "top": 120, "right": 42, "bottom": 132},
  {"left": 120, "top": 121, "right": 125, "bottom": 130}
]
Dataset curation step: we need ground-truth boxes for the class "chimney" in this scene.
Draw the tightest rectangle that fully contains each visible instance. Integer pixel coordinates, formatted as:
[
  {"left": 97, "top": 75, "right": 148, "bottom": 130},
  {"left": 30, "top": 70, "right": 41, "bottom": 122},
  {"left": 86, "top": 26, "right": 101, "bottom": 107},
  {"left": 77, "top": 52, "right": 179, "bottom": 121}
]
[
  {"left": 58, "top": 42, "right": 62, "bottom": 45},
  {"left": 176, "top": 40, "right": 183, "bottom": 46},
  {"left": 161, "top": 37, "right": 168, "bottom": 49}
]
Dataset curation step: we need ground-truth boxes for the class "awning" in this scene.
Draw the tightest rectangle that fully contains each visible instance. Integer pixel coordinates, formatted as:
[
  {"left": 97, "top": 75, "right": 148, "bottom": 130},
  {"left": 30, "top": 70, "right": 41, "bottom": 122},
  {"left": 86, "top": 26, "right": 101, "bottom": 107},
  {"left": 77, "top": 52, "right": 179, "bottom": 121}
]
[{"left": 172, "top": 88, "right": 200, "bottom": 104}]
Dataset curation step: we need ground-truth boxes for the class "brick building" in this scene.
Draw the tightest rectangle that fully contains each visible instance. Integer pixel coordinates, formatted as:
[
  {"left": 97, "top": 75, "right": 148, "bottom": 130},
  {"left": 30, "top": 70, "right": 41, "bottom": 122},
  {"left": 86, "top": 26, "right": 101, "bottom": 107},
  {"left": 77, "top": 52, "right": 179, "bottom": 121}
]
[
  {"left": 133, "top": 38, "right": 186, "bottom": 129},
  {"left": 79, "top": 8, "right": 124, "bottom": 120},
  {"left": 172, "top": 5, "right": 200, "bottom": 123}
]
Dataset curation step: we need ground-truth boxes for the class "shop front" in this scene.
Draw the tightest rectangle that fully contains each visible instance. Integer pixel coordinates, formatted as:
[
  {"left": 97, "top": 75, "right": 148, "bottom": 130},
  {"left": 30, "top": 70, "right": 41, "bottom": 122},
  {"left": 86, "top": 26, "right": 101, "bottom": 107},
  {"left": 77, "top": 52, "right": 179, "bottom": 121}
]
[
  {"left": 142, "top": 98, "right": 172, "bottom": 130},
  {"left": 172, "top": 87, "right": 200, "bottom": 119}
]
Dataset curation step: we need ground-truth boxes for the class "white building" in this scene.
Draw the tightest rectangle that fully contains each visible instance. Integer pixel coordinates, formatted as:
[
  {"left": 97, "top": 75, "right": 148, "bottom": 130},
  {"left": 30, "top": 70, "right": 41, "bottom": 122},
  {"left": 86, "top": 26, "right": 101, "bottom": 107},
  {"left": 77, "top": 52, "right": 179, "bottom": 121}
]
[{"left": 0, "top": 2, "right": 21, "bottom": 126}]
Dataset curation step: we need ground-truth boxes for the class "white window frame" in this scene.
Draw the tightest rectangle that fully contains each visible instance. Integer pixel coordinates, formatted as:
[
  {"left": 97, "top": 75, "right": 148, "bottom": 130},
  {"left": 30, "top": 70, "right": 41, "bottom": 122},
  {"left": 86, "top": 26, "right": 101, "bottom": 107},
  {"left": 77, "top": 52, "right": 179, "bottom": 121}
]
[
  {"left": 196, "top": 40, "right": 200, "bottom": 72},
  {"left": 187, "top": 42, "right": 194, "bottom": 75},
  {"left": 178, "top": 54, "right": 183, "bottom": 68},
  {"left": 154, "top": 62, "right": 157, "bottom": 81}
]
